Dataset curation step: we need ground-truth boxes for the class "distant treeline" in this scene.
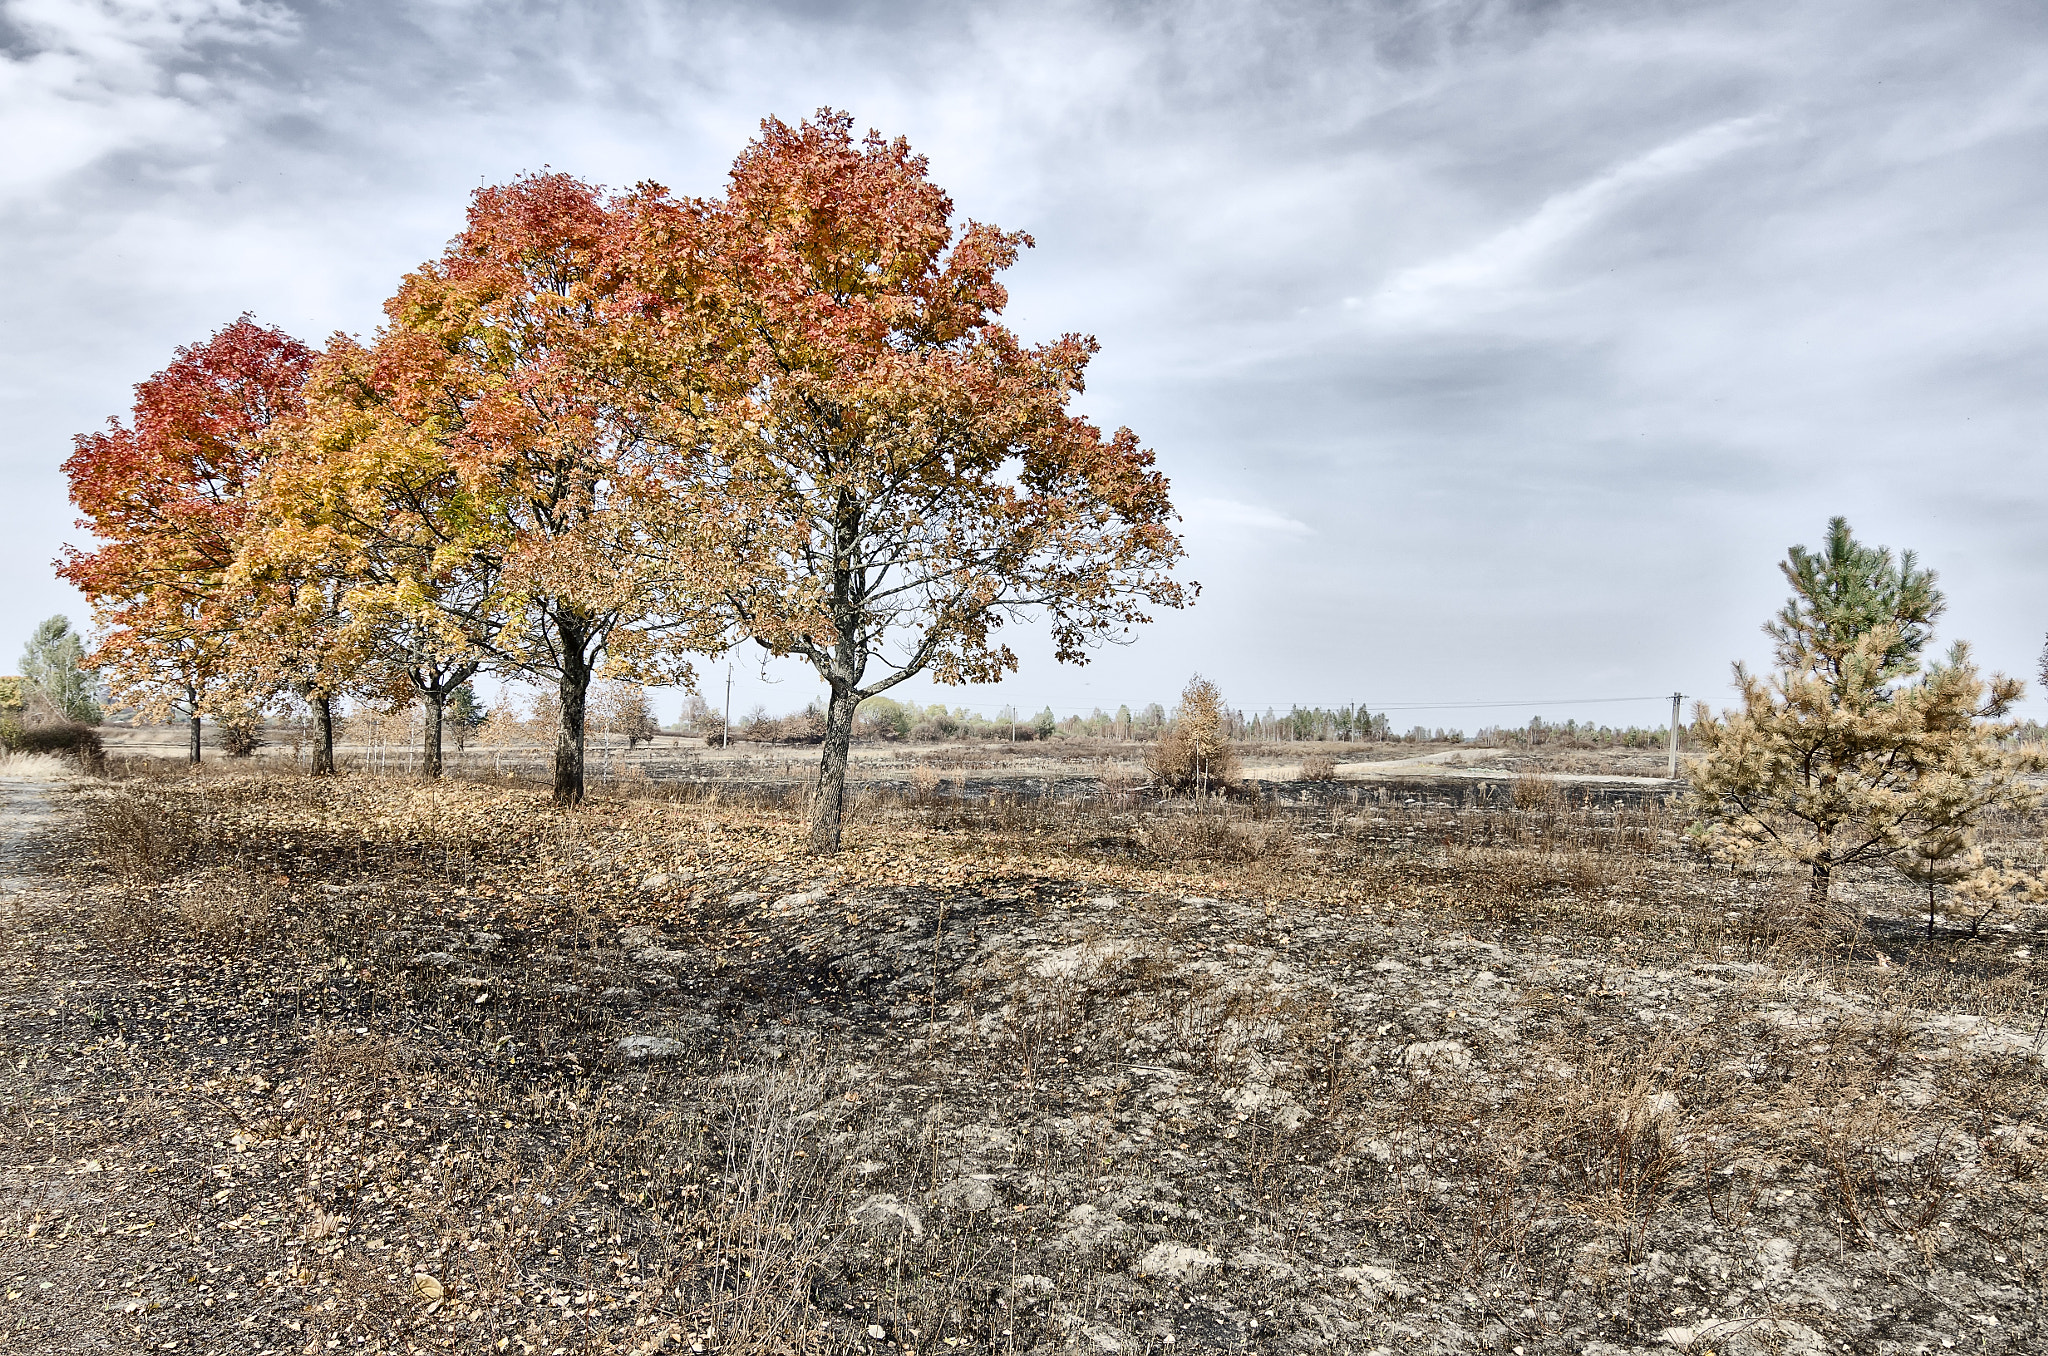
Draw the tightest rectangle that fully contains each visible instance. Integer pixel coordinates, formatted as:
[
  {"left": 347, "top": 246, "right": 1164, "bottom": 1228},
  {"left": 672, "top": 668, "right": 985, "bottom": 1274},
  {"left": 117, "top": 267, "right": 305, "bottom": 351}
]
[{"left": 694, "top": 697, "right": 1679, "bottom": 748}]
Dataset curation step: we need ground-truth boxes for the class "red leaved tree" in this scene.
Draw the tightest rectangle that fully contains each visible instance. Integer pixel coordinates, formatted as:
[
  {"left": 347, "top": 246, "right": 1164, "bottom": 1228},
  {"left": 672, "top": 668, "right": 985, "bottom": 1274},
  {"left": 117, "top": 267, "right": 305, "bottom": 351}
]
[
  {"left": 632, "top": 112, "right": 1191, "bottom": 852},
  {"left": 59, "top": 317, "right": 316, "bottom": 761}
]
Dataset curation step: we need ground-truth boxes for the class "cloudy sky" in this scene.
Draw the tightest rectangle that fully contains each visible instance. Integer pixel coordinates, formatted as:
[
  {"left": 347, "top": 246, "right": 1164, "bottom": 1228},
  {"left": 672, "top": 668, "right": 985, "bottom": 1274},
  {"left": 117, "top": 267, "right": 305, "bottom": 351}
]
[{"left": 8, "top": 0, "right": 2048, "bottom": 732}]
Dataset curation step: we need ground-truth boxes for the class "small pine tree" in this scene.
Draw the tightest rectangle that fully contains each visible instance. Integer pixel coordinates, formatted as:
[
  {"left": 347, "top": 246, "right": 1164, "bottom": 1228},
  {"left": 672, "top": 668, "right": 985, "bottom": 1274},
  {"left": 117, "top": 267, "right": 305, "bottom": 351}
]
[
  {"left": 1689, "top": 519, "right": 2037, "bottom": 911},
  {"left": 447, "top": 683, "right": 487, "bottom": 750}
]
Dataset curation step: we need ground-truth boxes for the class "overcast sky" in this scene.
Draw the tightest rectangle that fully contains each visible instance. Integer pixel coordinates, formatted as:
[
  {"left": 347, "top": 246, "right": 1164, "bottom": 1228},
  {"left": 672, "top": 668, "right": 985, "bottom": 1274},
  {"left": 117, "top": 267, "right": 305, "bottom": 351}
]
[{"left": 7, "top": 0, "right": 2048, "bottom": 732}]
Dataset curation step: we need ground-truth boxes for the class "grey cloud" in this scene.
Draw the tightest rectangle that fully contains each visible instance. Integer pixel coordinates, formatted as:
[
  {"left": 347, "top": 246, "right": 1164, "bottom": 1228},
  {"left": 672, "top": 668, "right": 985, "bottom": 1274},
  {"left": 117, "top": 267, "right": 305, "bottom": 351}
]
[{"left": 7, "top": 0, "right": 2048, "bottom": 729}]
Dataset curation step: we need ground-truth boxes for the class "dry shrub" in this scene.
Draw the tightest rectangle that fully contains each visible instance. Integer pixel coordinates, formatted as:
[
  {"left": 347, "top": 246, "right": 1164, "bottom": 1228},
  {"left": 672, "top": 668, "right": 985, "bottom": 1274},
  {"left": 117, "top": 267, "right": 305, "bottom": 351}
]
[
  {"left": 175, "top": 865, "right": 284, "bottom": 948},
  {"left": 218, "top": 718, "right": 262, "bottom": 757},
  {"left": 1299, "top": 752, "right": 1338, "bottom": 781},
  {"left": 1511, "top": 772, "right": 1566, "bottom": 812},
  {"left": 71, "top": 783, "right": 207, "bottom": 883},
  {"left": 0, "top": 749, "right": 77, "bottom": 780},
  {"left": 1456, "top": 845, "right": 1620, "bottom": 921},
  {"left": 1142, "top": 806, "right": 1293, "bottom": 862},
  {"left": 0, "top": 718, "right": 104, "bottom": 771},
  {"left": 301, "top": 1026, "right": 416, "bottom": 1105},
  {"left": 691, "top": 1063, "right": 850, "bottom": 1350},
  {"left": 1144, "top": 723, "right": 1242, "bottom": 793},
  {"left": 1146, "top": 674, "right": 1241, "bottom": 794}
]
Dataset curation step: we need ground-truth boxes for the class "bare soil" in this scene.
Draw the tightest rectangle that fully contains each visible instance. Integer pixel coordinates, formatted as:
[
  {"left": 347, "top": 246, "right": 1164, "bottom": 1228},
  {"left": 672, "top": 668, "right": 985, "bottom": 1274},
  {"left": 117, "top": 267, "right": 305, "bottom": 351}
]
[{"left": 2, "top": 762, "right": 2044, "bottom": 1355}]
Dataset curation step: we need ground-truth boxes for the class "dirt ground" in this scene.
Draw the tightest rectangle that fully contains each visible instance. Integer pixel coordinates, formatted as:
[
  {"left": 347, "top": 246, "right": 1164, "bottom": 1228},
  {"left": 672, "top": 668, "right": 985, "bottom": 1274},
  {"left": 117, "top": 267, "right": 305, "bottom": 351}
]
[{"left": 2, "top": 758, "right": 2044, "bottom": 1354}]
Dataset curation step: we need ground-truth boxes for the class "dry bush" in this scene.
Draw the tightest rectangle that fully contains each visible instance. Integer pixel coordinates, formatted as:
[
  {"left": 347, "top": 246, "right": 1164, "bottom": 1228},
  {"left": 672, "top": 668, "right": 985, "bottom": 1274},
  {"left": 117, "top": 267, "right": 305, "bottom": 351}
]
[
  {"left": 1299, "top": 752, "right": 1338, "bottom": 781},
  {"left": 1144, "top": 723, "right": 1241, "bottom": 793},
  {"left": 0, "top": 749, "right": 77, "bottom": 780},
  {"left": 70, "top": 783, "right": 209, "bottom": 883},
  {"left": 0, "top": 717, "right": 104, "bottom": 771},
  {"left": 1146, "top": 674, "right": 1241, "bottom": 794},
  {"left": 175, "top": 865, "right": 284, "bottom": 948},
  {"left": 1511, "top": 771, "right": 1566, "bottom": 812},
  {"left": 1141, "top": 805, "right": 1294, "bottom": 862}
]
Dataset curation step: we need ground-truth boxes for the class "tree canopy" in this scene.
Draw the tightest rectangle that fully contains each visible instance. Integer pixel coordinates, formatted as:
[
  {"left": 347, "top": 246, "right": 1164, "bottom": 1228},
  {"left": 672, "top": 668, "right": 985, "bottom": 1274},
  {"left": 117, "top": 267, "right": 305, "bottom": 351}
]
[
  {"left": 635, "top": 111, "right": 1189, "bottom": 850},
  {"left": 57, "top": 112, "right": 1187, "bottom": 823}
]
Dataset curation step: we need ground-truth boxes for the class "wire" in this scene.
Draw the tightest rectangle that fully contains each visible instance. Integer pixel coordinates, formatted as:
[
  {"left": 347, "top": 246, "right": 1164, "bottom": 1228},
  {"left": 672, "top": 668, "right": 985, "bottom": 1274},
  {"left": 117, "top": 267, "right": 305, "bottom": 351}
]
[{"left": 903, "top": 695, "right": 1675, "bottom": 715}]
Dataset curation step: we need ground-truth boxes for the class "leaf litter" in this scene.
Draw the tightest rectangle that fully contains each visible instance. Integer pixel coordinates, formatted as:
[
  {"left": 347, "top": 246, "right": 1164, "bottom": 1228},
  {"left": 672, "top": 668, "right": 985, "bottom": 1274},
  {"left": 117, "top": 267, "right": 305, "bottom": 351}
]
[{"left": 1, "top": 766, "right": 2045, "bottom": 1354}]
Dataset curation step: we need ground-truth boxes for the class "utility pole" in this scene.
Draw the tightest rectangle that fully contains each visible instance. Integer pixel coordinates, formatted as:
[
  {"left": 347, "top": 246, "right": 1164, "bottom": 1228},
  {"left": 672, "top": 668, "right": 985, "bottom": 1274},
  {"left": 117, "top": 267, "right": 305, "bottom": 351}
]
[
  {"left": 722, "top": 663, "right": 733, "bottom": 751},
  {"left": 1668, "top": 692, "right": 1684, "bottom": 780}
]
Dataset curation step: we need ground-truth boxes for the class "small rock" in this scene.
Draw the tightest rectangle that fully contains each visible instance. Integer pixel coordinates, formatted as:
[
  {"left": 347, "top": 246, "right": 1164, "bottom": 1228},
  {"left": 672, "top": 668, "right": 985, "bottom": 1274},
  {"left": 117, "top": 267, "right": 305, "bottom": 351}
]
[
  {"left": 615, "top": 1035, "right": 685, "bottom": 1059},
  {"left": 1401, "top": 1039, "right": 1472, "bottom": 1071},
  {"left": 728, "top": 891, "right": 763, "bottom": 906},
  {"left": 935, "top": 1177, "right": 999, "bottom": 1212},
  {"left": 1334, "top": 1263, "right": 1414, "bottom": 1302},
  {"left": 848, "top": 1193, "right": 924, "bottom": 1238},
  {"left": 640, "top": 873, "right": 671, "bottom": 892},
  {"left": 1130, "top": 1242, "right": 1219, "bottom": 1283}
]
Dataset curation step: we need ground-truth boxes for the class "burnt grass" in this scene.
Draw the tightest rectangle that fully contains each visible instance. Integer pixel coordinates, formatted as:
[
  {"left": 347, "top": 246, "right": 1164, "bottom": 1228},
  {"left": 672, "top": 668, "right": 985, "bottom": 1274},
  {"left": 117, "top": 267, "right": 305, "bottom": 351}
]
[{"left": 3, "top": 765, "right": 2047, "bottom": 1355}]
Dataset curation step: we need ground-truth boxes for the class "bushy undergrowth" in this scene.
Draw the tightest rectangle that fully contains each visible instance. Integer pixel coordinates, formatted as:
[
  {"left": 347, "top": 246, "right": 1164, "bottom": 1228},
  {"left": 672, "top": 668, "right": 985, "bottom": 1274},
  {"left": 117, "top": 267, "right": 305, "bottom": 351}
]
[{"left": 0, "top": 715, "right": 103, "bottom": 769}]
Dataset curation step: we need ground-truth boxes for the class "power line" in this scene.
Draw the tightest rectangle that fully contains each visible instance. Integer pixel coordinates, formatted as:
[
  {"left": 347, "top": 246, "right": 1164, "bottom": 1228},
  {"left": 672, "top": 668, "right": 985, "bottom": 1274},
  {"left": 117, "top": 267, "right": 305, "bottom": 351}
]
[{"left": 893, "top": 695, "right": 1677, "bottom": 715}]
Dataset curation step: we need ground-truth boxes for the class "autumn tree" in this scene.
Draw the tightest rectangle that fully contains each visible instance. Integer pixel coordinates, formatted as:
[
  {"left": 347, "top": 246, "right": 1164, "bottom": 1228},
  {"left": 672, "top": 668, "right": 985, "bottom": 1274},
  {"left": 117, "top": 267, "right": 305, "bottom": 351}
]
[
  {"left": 593, "top": 678, "right": 660, "bottom": 750},
  {"left": 254, "top": 335, "right": 509, "bottom": 778},
  {"left": 376, "top": 175, "right": 727, "bottom": 802},
  {"left": 1147, "top": 674, "right": 1240, "bottom": 794},
  {"left": 1688, "top": 519, "right": 2036, "bottom": 910},
  {"left": 638, "top": 111, "right": 1188, "bottom": 852},
  {"left": 59, "top": 317, "right": 316, "bottom": 762}
]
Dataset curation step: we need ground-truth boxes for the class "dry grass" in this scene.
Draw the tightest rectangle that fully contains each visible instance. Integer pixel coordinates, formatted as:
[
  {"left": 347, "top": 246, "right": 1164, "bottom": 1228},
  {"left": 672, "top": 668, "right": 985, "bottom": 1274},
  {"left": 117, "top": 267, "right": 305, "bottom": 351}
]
[
  {"left": 0, "top": 749, "right": 79, "bottom": 780},
  {"left": 2, "top": 765, "right": 2045, "bottom": 1354}
]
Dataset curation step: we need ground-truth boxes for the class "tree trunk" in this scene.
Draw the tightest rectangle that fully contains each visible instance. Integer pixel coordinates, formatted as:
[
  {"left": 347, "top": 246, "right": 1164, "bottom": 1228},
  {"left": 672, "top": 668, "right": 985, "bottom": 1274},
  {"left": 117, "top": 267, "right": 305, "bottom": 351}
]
[
  {"left": 188, "top": 714, "right": 202, "bottom": 764},
  {"left": 1809, "top": 854, "right": 1832, "bottom": 907},
  {"left": 553, "top": 619, "right": 592, "bottom": 807},
  {"left": 422, "top": 695, "right": 445, "bottom": 780},
  {"left": 809, "top": 682, "right": 860, "bottom": 854},
  {"left": 311, "top": 695, "right": 335, "bottom": 776}
]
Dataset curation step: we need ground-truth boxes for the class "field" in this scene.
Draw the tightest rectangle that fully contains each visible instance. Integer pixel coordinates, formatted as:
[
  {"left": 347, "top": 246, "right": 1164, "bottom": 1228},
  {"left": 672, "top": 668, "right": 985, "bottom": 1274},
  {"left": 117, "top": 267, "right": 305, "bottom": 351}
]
[{"left": 2, "top": 744, "right": 2045, "bottom": 1355}]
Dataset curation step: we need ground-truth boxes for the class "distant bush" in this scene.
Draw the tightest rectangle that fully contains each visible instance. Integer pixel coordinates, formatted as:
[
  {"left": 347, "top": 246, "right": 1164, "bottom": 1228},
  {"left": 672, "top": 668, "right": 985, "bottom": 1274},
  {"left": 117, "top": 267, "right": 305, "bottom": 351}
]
[
  {"left": 1146, "top": 675, "right": 1240, "bottom": 794},
  {"left": 1299, "top": 753, "right": 1337, "bottom": 781},
  {"left": 219, "top": 716, "right": 262, "bottom": 758},
  {"left": 0, "top": 717, "right": 104, "bottom": 771}
]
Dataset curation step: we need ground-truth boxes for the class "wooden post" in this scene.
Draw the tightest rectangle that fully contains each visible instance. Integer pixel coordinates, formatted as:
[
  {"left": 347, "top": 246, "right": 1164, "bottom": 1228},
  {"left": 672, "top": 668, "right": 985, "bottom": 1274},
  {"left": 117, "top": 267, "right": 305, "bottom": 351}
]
[{"left": 1668, "top": 692, "right": 1683, "bottom": 779}]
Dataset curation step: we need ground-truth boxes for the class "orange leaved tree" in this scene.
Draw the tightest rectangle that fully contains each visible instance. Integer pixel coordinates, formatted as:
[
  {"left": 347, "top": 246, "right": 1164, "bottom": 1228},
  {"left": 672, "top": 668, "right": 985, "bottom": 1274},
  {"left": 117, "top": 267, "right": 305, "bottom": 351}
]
[
  {"left": 59, "top": 317, "right": 317, "bottom": 761},
  {"left": 377, "top": 175, "right": 724, "bottom": 803},
  {"left": 253, "top": 334, "right": 509, "bottom": 779},
  {"left": 637, "top": 112, "right": 1190, "bottom": 852}
]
